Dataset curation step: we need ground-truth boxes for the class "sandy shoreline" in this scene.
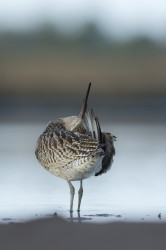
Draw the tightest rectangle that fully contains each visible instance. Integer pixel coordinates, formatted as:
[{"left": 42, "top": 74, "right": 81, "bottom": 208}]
[{"left": 0, "top": 216, "right": 165, "bottom": 250}]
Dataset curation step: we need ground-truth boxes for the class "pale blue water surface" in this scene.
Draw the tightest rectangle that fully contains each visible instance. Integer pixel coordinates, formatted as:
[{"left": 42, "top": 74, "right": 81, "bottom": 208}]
[{"left": 0, "top": 122, "right": 166, "bottom": 223}]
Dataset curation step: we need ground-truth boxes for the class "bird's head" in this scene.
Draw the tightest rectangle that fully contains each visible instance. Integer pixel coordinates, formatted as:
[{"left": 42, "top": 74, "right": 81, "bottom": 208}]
[
  {"left": 43, "top": 116, "right": 84, "bottom": 133},
  {"left": 61, "top": 116, "right": 86, "bottom": 133}
]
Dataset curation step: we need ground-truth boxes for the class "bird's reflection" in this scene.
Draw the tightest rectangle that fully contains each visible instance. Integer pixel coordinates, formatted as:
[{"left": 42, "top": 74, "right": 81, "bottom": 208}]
[{"left": 68, "top": 211, "right": 92, "bottom": 223}]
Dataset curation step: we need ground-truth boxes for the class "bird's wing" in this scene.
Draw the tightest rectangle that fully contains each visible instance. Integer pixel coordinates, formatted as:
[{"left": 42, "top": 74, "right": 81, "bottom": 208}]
[
  {"left": 79, "top": 83, "right": 102, "bottom": 142},
  {"left": 81, "top": 106, "right": 116, "bottom": 176},
  {"left": 35, "top": 129, "right": 103, "bottom": 168},
  {"left": 83, "top": 107, "right": 102, "bottom": 143}
]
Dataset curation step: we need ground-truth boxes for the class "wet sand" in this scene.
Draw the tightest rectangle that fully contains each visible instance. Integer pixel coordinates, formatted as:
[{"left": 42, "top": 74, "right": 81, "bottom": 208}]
[{"left": 0, "top": 216, "right": 166, "bottom": 250}]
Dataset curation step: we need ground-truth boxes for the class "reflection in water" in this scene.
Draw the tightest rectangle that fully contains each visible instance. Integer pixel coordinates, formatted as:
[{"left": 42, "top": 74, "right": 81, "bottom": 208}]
[
  {"left": 67, "top": 211, "right": 92, "bottom": 223},
  {"left": 45, "top": 211, "right": 122, "bottom": 223},
  {"left": 66, "top": 211, "right": 123, "bottom": 222}
]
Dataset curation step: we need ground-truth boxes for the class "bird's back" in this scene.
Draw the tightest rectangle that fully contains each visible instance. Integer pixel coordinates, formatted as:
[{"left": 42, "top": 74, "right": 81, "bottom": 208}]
[{"left": 35, "top": 118, "right": 105, "bottom": 181}]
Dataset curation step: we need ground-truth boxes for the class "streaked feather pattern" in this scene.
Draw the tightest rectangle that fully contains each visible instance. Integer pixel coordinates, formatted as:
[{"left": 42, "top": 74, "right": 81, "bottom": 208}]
[{"left": 35, "top": 118, "right": 105, "bottom": 180}]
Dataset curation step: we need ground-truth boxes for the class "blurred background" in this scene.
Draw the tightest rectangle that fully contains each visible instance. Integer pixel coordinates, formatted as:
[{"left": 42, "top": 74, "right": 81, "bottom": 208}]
[
  {"left": 0, "top": 0, "right": 166, "bottom": 222},
  {"left": 0, "top": 0, "right": 166, "bottom": 122}
]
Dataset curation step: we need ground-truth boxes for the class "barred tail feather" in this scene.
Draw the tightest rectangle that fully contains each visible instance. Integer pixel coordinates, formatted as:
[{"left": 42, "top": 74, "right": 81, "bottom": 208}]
[{"left": 95, "top": 133, "right": 116, "bottom": 176}]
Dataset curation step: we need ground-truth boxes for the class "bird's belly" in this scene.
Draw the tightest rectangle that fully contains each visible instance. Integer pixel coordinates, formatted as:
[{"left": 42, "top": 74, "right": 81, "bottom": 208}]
[{"left": 44, "top": 155, "right": 104, "bottom": 181}]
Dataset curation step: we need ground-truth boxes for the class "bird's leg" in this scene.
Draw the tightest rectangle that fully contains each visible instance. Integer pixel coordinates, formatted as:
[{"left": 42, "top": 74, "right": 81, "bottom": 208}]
[
  {"left": 77, "top": 180, "right": 83, "bottom": 212},
  {"left": 67, "top": 181, "right": 75, "bottom": 212}
]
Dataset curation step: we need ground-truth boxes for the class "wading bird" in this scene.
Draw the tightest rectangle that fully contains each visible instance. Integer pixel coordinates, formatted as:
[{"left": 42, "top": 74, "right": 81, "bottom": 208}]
[{"left": 35, "top": 83, "right": 116, "bottom": 212}]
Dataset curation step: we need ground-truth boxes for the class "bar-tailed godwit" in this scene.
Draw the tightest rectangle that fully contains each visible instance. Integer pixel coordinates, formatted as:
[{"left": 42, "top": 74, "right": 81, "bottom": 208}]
[{"left": 35, "top": 83, "right": 116, "bottom": 212}]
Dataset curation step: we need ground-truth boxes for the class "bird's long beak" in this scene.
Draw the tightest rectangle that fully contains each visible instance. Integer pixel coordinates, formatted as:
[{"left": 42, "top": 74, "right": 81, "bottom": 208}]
[{"left": 79, "top": 82, "right": 91, "bottom": 119}]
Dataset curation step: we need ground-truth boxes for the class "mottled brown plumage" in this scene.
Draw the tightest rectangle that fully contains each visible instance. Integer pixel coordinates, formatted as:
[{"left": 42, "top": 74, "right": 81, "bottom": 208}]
[{"left": 35, "top": 83, "right": 116, "bottom": 212}]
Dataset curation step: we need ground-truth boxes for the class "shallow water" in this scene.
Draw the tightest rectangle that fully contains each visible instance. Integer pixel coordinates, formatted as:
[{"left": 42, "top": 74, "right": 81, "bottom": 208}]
[{"left": 0, "top": 122, "right": 166, "bottom": 223}]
